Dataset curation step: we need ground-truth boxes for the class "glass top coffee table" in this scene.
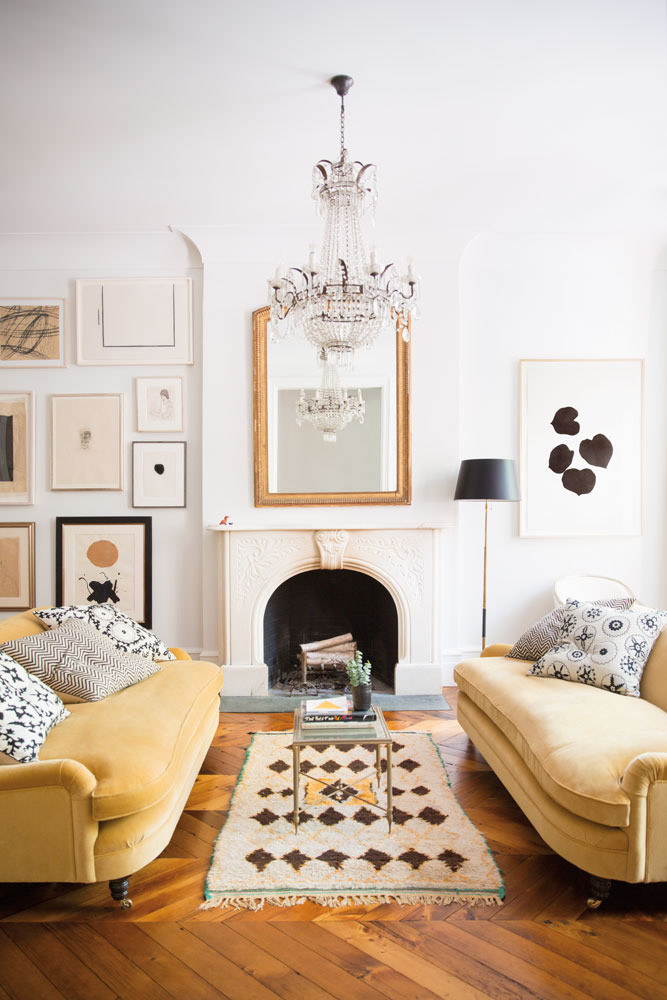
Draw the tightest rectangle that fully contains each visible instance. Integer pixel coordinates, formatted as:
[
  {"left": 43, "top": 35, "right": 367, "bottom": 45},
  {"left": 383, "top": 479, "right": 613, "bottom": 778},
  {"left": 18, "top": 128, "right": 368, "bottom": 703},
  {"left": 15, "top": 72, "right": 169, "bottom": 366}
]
[{"left": 290, "top": 701, "right": 393, "bottom": 833}]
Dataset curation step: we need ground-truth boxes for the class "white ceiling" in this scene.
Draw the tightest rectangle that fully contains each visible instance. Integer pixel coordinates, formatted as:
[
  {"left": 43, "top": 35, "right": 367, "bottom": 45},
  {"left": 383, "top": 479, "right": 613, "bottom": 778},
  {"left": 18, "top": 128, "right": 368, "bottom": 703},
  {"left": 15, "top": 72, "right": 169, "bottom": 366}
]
[{"left": 1, "top": 0, "right": 666, "bottom": 234}]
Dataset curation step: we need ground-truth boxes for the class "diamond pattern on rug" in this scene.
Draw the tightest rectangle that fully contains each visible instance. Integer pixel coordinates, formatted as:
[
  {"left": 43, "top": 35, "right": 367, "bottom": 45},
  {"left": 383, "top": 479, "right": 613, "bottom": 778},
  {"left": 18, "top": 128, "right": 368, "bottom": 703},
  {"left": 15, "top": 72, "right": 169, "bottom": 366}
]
[{"left": 204, "top": 731, "right": 504, "bottom": 910}]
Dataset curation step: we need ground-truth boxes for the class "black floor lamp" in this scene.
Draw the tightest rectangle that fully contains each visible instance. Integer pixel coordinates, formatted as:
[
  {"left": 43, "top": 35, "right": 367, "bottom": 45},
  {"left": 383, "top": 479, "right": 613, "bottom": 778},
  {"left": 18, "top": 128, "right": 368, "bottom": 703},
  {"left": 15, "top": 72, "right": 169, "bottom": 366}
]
[{"left": 454, "top": 458, "right": 520, "bottom": 651}]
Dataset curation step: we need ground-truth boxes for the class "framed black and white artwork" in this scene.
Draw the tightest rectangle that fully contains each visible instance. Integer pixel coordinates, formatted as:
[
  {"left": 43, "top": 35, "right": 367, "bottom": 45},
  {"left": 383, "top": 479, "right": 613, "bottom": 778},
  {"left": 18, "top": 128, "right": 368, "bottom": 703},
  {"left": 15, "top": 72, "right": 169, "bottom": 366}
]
[
  {"left": 132, "top": 441, "right": 186, "bottom": 508},
  {"left": 0, "top": 299, "right": 65, "bottom": 368},
  {"left": 520, "top": 359, "right": 644, "bottom": 537},
  {"left": 136, "top": 376, "right": 184, "bottom": 432},
  {"left": 56, "top": 516, "right": 152, "bottom": 626},
  {"left": 76, "top": 277, "right": 193, "bottom": 365}
]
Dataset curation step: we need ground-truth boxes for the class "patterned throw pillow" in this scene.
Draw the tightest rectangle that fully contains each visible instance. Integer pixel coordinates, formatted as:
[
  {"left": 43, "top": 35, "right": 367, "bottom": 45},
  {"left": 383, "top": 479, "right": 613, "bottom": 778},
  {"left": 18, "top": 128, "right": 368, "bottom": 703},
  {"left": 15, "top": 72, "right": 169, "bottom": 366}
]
[
  {"left": 527, "top": 601, "right": 667, "bottom": 697},
  {"left": 33, "top": 605, "right": 175, "bottom": 661},
  {"left": 506, "top": 597, "right": 634, "bottom": 661},
  {"left": 1, "top": 619, "right": 163, "bottom": 703},
  {"left": 0, "top": 650, "right": 69, "bottom": 763}
]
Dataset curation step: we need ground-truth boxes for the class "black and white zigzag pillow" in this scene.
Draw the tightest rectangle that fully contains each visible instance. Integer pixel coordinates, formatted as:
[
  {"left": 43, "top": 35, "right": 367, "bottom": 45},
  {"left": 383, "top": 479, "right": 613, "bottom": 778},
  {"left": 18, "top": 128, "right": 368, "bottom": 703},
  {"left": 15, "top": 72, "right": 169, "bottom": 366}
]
[
  {"left": 506, "top": 597, "right": 634, "bottom": 662},
  {"left": 33, "top": 605, "right": 175, "bottom": 661},
  {"left": 1, "top": 619, "right": 163, "bottom": 703},
  {"left": 0, "top": 650, "right": 69, "bottom": 763}
]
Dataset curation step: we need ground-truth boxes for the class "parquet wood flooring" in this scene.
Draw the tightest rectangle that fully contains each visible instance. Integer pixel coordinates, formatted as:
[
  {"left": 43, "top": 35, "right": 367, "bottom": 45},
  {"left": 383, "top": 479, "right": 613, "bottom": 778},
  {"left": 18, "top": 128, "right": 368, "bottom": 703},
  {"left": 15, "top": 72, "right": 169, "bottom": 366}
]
[{"left": 0, "top": 689, "right": 665, "bottom": 1000}]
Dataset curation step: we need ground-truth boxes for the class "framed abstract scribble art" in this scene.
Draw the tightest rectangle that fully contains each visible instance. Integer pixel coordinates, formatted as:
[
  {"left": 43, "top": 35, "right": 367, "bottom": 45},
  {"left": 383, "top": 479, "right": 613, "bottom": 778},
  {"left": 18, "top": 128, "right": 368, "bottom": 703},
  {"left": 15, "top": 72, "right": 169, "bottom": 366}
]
[
  {"left": 56, "top": 516, "right": 152, "bottom": 626},
  {"left": 0, "top": 299, "right": 65, "bottom": 367},
  {"left": 0, "top": 522, "right": 35, "bottom": 610},
  {"left": 51, "top": 394, "right": 123, "bottom": 490},
  {"left": 0, "top": 390, "right": 35, "bottom": 505},
  {"left": 520, "top": 359, "right": 644, "bottom": 537}
]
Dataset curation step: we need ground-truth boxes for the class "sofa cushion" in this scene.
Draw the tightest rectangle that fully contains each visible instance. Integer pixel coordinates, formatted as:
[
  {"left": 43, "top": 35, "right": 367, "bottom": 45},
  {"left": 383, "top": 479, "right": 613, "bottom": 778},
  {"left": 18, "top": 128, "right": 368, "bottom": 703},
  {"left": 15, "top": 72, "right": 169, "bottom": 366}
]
[
  {"left": 34, "top": 605, "right": 175, "bottom": 661},
  {"left": 529, "top": 601, "right": 666, "bottom": 698},
  {"left": 641, "top": 627, "right": 667, "bottom": 713},
  {"left": 1, "top": 619, "right": 162, "bottom": 702},
  {"left": 507, "top": 598, "right": 633, "bottom": 661},
  {"left": 0, "top": 651, "right": 69, "bottom": 763},
  {"left": 455, "top": 655, "right": 667, "bottom": 827},
  {"left": 36, "top": 659, "right": 222, "bottom": 820}
]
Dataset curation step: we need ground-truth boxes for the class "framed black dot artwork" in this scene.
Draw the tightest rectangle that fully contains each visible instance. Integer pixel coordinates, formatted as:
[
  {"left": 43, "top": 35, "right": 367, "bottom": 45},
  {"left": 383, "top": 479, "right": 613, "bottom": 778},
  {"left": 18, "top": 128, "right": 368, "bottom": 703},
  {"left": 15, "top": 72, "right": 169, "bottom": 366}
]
[
  {"left": 519, "top": 359, "right": 644, "bottom": 537},
  {"left": 132, "top": 441, "right": 186, "bottom": 509}
]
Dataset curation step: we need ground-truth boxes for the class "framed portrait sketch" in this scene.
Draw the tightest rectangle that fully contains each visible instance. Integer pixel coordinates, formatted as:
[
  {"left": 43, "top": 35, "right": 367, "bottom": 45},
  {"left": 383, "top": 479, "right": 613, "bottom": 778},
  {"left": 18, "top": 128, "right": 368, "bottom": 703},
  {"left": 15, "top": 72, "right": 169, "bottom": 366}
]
[
  {"left": 132, "top": 442, "right": 186, "bottom": 507},
  {"left": 56, "top": 516, "right": 152, "bottom": 626},
  {"left": 0, "top": 390, "right": 34, "bottom": 505},
  {"left": 76, "top": 277, "right": 193, "bottom": 365},
  {"left": 136, "top": 376, "right": 184, "bottom": 432},
  {"left": 51, "top": 394, "right": 123, "bottom": 490},
  {"left": 0, "top": 299, "right": 65, "bottom": 367},
  {"left": 0, "top": 522, "right": 35, "bottom": 610},
  {"left": 520, "top": 359, "right": 644, "bottom": 537}
]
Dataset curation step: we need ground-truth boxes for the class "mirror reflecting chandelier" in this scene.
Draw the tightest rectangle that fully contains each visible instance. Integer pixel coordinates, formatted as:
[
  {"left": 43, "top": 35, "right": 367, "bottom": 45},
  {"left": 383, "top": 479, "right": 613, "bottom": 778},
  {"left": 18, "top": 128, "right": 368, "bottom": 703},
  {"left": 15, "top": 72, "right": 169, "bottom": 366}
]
[
  {"left": 270, "top": 75, "right": 418, "bottom": 368},
  {"left": 296, "top": 358, "right": 365, "bottom": 443}
]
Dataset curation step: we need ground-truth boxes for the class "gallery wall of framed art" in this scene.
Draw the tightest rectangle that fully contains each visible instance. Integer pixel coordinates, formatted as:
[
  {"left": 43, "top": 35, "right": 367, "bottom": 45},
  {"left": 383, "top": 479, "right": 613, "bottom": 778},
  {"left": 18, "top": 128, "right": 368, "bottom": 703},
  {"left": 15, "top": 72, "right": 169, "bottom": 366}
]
[{"left": 0, "top": 247, "right": 199, "bottom": 646}]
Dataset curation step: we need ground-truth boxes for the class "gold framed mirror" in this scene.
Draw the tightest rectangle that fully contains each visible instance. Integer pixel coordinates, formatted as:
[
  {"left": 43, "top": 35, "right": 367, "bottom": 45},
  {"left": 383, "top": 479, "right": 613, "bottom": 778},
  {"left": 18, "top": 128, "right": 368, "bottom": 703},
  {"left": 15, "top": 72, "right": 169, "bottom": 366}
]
[{"left": 253, "top": 306, "right": 411, "bottom": 506}]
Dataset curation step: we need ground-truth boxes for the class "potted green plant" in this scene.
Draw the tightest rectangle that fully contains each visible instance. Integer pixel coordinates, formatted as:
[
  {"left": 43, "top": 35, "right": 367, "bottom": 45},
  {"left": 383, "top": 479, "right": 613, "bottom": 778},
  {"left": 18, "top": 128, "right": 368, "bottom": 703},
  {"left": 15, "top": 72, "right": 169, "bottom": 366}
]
[{"left": 345, "top": 649, "right": 372, "bottom": 711}]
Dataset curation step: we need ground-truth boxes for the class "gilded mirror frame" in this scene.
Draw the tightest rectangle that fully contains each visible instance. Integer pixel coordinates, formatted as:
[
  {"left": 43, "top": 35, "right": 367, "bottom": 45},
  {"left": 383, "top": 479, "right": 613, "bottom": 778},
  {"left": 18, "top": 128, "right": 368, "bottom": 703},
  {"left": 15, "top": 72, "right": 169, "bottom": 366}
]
[{"left": 253, "top": 306, "right": 411, "bottom": 506}]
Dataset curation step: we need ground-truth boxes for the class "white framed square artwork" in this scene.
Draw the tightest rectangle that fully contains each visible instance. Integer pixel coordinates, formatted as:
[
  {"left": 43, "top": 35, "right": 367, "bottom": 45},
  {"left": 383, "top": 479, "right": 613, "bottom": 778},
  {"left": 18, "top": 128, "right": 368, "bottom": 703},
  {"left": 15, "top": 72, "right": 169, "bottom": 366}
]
[
  {"left": 520, "top": 359, "right": 643, "bottom": 537},
  {"left": 132, "top": 441, "right": 186, "bottom": 508},
  {"left": 0, "top": 390, "right": 35, "bottom": 504},
  {"left": 136, "top": 376, "right": 184, "bottom": 432},
  {"left": 76, "top": 277, "right": 193, "bottom": 365}
]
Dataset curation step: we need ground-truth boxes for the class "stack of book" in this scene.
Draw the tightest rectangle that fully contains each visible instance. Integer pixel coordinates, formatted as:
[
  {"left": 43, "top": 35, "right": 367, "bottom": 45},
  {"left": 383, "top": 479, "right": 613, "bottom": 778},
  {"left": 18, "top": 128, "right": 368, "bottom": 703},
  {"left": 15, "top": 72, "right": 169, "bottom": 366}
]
[{"left": 302, "top": 696, "right": 377, "bottom": 729}]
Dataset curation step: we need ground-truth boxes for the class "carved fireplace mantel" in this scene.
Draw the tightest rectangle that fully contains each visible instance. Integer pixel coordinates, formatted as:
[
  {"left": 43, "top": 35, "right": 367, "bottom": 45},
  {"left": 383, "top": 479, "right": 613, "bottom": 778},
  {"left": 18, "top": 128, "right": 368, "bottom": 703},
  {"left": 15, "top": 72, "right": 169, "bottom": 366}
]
[{"left": 209, "top": 524, "right": 446, "bottom": 696}]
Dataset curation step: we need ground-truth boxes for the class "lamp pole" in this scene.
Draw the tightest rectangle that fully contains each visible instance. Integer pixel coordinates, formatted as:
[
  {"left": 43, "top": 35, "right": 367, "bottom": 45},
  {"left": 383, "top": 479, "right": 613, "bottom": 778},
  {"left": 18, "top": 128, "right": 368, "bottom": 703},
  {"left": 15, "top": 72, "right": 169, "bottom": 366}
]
[{"left": 482, "top": 499, "right": 488, "bottom": 651}]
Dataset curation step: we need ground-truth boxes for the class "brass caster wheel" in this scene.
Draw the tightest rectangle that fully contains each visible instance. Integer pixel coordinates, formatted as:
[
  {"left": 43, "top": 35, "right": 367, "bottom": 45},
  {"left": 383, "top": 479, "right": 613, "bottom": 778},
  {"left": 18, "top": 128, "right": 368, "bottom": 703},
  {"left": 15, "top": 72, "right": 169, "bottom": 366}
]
[
  {"left": 586, "top": 897, "right": 602, "bottom": 910},
  {"left": 120, "top": 898, "right": 133, "bottom": 910}
]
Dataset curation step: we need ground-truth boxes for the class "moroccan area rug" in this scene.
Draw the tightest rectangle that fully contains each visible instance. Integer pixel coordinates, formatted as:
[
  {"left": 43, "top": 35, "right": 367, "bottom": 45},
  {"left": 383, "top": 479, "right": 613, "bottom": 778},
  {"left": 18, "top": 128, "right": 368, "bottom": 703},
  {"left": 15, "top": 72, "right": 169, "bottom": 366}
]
[{"left": 203, "top": 731, "right": 504, "bottom": 910}]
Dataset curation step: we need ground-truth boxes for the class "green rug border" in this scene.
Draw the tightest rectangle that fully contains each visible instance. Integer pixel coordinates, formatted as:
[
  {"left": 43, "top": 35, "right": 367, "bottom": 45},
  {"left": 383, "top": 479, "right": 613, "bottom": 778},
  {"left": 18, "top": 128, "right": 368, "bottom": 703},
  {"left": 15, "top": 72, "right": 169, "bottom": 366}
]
[{"left": 204, "top": 730, "right": 505, "bottom": 905}]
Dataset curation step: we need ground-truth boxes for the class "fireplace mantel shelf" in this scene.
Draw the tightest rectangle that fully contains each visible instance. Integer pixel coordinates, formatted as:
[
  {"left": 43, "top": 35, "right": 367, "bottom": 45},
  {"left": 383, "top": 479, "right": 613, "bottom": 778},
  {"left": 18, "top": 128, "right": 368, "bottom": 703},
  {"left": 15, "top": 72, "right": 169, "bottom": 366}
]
[{"left": 207, "top": 522, "right": 451, "bottom": 532}]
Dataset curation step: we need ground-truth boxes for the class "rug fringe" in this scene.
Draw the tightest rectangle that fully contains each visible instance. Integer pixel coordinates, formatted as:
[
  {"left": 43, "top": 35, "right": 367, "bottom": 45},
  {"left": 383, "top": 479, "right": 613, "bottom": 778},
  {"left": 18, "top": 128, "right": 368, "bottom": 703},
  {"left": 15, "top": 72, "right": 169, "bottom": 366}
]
[{"left": 201, "top": 891, "right": 503, "bottom": 911}]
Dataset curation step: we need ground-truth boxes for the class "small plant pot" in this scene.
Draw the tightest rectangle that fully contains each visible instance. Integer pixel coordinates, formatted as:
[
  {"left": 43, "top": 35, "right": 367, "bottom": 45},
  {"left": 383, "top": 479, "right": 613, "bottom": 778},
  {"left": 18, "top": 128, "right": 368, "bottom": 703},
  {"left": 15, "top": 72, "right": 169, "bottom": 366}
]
[{"left": 351, "top": 683, "right": 372, "bottom": 712}]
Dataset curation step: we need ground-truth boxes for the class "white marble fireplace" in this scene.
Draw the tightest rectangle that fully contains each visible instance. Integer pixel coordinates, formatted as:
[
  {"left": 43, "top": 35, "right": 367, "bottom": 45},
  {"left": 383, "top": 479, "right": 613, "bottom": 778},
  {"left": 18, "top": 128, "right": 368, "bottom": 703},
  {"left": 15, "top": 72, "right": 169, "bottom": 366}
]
[{"left": 211, "top": 524, "right": 446, "bottom": 696}]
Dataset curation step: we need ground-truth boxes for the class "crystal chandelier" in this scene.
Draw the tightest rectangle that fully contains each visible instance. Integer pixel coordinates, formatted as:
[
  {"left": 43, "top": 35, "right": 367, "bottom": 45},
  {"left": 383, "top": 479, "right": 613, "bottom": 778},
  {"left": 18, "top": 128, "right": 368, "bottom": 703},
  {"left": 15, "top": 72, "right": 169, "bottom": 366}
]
[
  {"left": 270, "top": 75, "right": 418, "bottom": 367},
  {"left": 296, "top": 357, "right": 365, "bottom": 443}
]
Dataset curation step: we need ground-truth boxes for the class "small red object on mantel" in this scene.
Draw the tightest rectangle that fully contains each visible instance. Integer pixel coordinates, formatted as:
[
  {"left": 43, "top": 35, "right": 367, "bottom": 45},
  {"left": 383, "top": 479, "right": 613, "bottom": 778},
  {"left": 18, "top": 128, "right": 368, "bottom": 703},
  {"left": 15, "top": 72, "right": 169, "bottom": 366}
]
[{"left": 218, "top": 515, "right": 234, "bottom": 526}]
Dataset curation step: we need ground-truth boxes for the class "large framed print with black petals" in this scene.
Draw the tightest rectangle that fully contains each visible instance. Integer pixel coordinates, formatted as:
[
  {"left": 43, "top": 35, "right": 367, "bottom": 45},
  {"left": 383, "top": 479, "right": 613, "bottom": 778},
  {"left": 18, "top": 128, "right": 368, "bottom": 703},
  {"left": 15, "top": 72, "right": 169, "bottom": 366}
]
[
  {"left": 520, "top": 359, "right": 644, "bottom": 538},
  {"left": 56, "top": 517, "right": 152, "bottom": 626}
]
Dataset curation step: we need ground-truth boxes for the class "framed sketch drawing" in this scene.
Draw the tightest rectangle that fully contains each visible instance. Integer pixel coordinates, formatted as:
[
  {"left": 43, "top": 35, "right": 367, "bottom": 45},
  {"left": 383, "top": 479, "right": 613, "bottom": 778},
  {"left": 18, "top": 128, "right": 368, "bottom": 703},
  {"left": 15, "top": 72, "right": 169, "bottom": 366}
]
[
  {"left": 0, "top": 390, "right": 34, "bottom": 505},
  {"left": 56, "top": 516, "right": 152, "bottom": 626},
  {"left": 0, "top": 299, "right": 65, "bottom": 367},
  {"left": 0, "top": 522, "right": 35, "bottom": 610},
  {"left": 132, "top": 442, "right": 186, "bottom": 507},
  {"left": 136, "top": 376, "right": 183, "bottom": 432},
  {"left": 51, "top": 394, "right": 123, "bottom": 490},
  {"left": 520, "top": 359, "right": 644, "bottom": 537},
  {"left": 76, "top": 277, "right": 193, "bottom": 365}
]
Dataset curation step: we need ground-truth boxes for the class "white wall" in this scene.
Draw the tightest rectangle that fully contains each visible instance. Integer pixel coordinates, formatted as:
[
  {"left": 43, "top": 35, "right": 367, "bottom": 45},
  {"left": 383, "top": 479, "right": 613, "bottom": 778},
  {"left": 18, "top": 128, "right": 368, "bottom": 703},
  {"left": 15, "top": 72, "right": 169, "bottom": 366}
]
[
  {"left": 0, "top": 233, "right": 205, "bottom": 652},
  {"left": 458, "top": 232, "right": 667, "bottom": 651}
]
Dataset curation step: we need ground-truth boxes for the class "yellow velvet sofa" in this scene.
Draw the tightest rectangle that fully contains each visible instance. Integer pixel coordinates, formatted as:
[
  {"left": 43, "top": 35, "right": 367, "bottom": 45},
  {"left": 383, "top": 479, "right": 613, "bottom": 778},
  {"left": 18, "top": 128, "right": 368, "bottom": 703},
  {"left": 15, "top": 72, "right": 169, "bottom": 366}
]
[
  {"left": 0, "top": 610, "right": 222, "bottom": 908},
  {"left": 454, "top": 634, "right": 667, "bottom": 906}
]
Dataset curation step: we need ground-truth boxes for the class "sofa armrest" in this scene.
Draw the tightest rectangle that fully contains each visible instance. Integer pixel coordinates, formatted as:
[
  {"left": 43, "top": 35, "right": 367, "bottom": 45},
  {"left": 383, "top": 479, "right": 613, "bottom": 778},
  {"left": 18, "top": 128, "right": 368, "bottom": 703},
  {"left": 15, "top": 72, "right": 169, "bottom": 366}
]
[
  {"left": 621, "top": 752, "right": 667, "bottom": 797},
  {"left": 168, "top": 647, "right": 191, "bottom": 660},
  {"left": 481, "top": 643, "right": 512, "bottom": 658},
  {"left": 0, "top": 757, "right": 97, "bottom": 797},
  {"left": 0, "top": 759, "right": 99, "bottom": 883}
]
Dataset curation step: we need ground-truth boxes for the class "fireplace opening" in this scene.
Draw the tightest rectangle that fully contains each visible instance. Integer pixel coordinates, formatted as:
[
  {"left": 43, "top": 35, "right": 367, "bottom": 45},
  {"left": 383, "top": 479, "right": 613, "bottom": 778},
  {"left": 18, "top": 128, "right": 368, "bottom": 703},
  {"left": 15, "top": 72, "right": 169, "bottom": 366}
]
[{"left": 263, "top": 569, "right": 398, "bottom": 694}]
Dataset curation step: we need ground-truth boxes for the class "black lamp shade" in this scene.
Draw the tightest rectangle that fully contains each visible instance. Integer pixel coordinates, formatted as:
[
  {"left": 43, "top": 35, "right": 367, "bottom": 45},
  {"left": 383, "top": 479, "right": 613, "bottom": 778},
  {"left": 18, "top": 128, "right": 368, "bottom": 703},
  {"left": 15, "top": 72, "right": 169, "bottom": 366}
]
[{"left": 454, "top": 458, "right": 520, "bottom": 502}]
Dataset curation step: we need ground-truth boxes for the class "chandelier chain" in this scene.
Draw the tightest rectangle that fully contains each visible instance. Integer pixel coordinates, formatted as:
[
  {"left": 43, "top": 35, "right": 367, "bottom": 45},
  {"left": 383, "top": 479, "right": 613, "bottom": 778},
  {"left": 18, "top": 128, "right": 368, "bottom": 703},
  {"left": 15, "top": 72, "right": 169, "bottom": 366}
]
[{"left": 340, "top": 96, "right": 345, "bottom": 158}]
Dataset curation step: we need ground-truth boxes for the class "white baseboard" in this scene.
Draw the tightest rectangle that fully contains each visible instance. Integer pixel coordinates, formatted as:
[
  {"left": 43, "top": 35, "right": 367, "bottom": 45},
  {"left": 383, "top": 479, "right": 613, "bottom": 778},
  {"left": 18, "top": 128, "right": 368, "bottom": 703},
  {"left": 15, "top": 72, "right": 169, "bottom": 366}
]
[{"left": 441, "top": 648, "right": 481, "bottom": 686}]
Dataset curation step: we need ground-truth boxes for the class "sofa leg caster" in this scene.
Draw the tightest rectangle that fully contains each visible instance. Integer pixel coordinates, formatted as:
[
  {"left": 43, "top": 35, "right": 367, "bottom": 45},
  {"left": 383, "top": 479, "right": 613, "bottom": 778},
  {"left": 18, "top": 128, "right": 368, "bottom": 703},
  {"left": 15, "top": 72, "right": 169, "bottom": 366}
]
[
  {"left": 109, "top": 876, "right": 132, "bottom": 909},
  {"left": 586, "top": 875, "right": 611, "bottom": 909}
]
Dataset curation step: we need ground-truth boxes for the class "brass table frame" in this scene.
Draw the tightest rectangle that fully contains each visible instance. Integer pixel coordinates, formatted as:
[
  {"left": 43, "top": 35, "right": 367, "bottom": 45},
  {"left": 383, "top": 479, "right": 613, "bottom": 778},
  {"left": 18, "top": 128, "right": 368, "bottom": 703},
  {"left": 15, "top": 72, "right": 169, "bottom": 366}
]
[{"left": 290, "top": 703, "right": 393, "bottom": 833}]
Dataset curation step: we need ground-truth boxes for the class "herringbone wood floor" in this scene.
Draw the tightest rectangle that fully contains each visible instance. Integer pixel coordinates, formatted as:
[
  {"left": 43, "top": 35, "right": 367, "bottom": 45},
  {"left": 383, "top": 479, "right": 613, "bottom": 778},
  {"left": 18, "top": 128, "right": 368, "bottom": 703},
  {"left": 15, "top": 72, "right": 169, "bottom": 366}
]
[{"left": 0, "top": 689, "right": 665, "bottom": 1000}]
